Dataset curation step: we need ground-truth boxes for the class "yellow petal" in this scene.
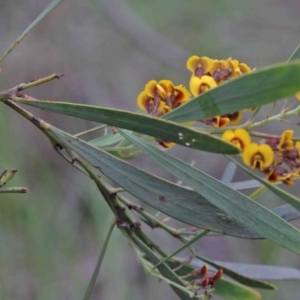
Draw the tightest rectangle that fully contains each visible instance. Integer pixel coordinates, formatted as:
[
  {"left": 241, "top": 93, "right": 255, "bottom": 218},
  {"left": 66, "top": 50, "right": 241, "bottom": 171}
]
[
  {"left": 234, "top": 128, "right": 251, "bottom": 148},
  {"left": 158, "top": 80, "right": 174, "bottom": 97},
  {"left": 145, "top": 80, "right": 158, "bottom": 97},
  {"left": 222, "top": 129, "right": 251, "bottom": 150},
  {"left": 186, "top": 55, "right": 200, "bottom": 73},
  {"left": 199, "top": 56, "right": 215, "bottom": 74},
  {"left": 259, "top": 144, "right": 274, "bottom": 168},
  {"left": 189, "top": 76, "right": 202, "bottom": 96},
  {"left": 137, "top": 91, "right": 152, "bottom": 111},
  {"left": 278, "top": 130, "right": 294, "bottom": 151},
  {"left": 221, "top": 130, "right": 235, "bottom": 143},
  {"left": 212, "top": 116, "right": 230, "bottom": 128},
  {"left": 228, "top": 111, "right": 243, "bottom": 126},
  {"left": 243, "top": 143, "right": 260, "bottom": 168},
  {"left": 239, "top": 63, "right": 252, "bottom": 74},
  {"left": 173, "top": 85, "right": 191, "bottom": 107},
  {"left": 296, "top": 91, "right": 300, "bottom": 100}
]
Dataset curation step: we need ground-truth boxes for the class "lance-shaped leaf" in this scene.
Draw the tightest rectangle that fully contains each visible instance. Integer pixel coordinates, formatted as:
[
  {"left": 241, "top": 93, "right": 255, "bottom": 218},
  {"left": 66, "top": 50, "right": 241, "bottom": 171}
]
[
  {"left": 187, "top": 258, "right": 300, "bottom": 281},
  {"left": 89, "top": 132, "right": 124, "bottom": 147},
  {"left": 47, "top": 126, "right": 259, "bottom": 238},
  {"left": 16, "top": 98, "right": 238, "bottom": 154},
  {"left": 194, "top": 255, "right": 275, "bottom": 289},
  {"left": 118, "top": 129, "right": 300, "bottom": 255},
  {"left": 227, "top": 157, "right": 300, "bottom": 212},
  {"left": 214, "top": 279, "right": 261, "bottom": 300},
  {"left": 162, "top": 62, "right": 300, "bottom": 123}
]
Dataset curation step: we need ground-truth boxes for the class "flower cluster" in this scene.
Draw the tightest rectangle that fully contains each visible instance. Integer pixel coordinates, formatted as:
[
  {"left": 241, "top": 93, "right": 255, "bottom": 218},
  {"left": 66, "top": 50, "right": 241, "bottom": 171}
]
[
  {"left": 223, "top": 129, "right": 300, "bottom": 185},
  {"left": 137, "top": 80, "right": 191, "bottom": 117},
  {"left": 187, "top": 56, "right": 252, "bottom": 128},
  {"left": 137, "top": 56, "right": 252, "bottom": 148},
  {"left": 137, "top": 80, "right": 191, "bottom": 148}
]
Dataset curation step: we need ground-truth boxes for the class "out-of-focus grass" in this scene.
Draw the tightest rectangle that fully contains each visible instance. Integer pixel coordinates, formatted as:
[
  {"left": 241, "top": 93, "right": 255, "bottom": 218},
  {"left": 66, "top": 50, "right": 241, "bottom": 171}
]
[{"left": 1, "top": 0, "right": 300, "bottom": 299}]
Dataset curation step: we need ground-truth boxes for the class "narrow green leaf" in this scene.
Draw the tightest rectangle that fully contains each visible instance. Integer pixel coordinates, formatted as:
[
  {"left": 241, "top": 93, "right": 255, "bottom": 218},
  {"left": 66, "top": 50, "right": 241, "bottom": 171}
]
[
  {"left": 214, "top": 278, "right": 262, "bottom": 300},
  {"left": 194, "top": 255, "right": 275, "bottom": 290},
  {"left": 16, "top": 98, "right": 239, "bottom": 154},
  {"left": 89, "top": 133, "right": 124, "bottom": 147},
  {"left": 132, "top": 236, "right": 192, "bottom": 300},
  {"left": 47, "top": 126, "right": 259, "bottom": 238},
  {"left": 103, "top": 148, "right": 139, "bottom": 160},
  {"left": 0, "top": 0, "right": 63, "bottom": 64},
  {"left": 118, "top": 129, "right": 300, "bottom": 254},
  {"left": 188, "top": 258, "right": 300, "bottom": 281},
  {"left": 163, "top": 62, "right": 300, "bottom": 123},
  {"left": 227, "top": 157, "right": 300, "bottom": 212}
]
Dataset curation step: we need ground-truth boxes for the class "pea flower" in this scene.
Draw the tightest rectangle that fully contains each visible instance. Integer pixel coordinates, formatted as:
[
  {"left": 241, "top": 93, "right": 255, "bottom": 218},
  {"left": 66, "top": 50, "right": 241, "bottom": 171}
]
[
  {"left": 186, "top": 56, "right": 215, "bottom": 77},
  {"left": 266, "top": 166, "right": 298, "bottom": 186},
  {"left": 277, "top": 130, "right": 294, "bottom": 151},
  {"left": 189, "top": 75, "right": 217, "bottom": 97},
  {"left": 222, "top": 129, "right": 251, "bottom": 150},
  {"left": 137, "top": 80, "right": 190, "bottom": 116},
  {"left": 243, "top": 143, "right": 274, "bottom": 171}
]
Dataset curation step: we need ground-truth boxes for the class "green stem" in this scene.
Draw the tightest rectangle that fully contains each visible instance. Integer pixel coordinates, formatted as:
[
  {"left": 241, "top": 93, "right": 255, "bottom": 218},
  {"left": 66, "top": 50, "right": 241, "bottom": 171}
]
[
  {"left": 248, "top": 105, "right": 300, "bottom": 130},
  {"left": 74, "top": 125, "right": 108, "bottom": 138},
  {"left": 247, "top": 106, "right": 261, "bottom": 123},
  {"left": 249, "top": 186, "right": 267, "bottom": 200},
  {"left": 82, "top": 220, "right": 116, "bottom": 300},
  {"left": 150, "top": 230, "right": 209, "bottom": 272},
  {"left": 118, "top": 194, "right": 180, "bottom": 237}
]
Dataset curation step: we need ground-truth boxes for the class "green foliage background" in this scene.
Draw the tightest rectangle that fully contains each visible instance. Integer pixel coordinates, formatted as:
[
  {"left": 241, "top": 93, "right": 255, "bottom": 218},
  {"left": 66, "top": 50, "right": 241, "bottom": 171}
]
[{"left": 0, "top": 0, "right": 300, "bottom": 299}]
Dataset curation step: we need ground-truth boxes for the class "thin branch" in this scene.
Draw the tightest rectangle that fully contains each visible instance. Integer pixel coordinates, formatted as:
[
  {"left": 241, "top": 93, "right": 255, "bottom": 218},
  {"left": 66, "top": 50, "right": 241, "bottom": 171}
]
[
  {"left": 0, "top": 74, "right": 64, "bottom": 99},
  {"left": 151, "top": 230, "right": 209, "bottom": 272},
  {"left": 0, "top": 187, "right": 27, "bottom": 193}
]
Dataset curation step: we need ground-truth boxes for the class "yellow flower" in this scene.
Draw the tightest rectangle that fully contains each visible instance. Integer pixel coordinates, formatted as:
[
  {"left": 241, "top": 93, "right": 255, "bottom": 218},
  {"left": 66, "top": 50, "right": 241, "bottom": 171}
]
[
  {"left": 156, "top": 139, "right": 175, "bottom": 149},
  {"left": 211, "top": 116, "right": 230, "bottom": 128},
  {"left": 278, "top": 130, "right": 294, "bottom": 151},
  {"left": 296, "top": 141, "right": 300, "bottom": 161},
  {"left": 209, "top": 59, "right": 231, "bottom": 82},
  {"left": 186, "top": 56, "right": 215, "bottom": 76},
  {"left": 222, "top": 129, "right": 251, "bottom": 150},
  {"left": 137, "top": 80, "right": 190, "bottom": 115},
  {"left": 189, "top": 75, "right": 217, "bottom": 97},
  {"left": 239, "top": 62, "right": 252, "bottom": 74},
  {"left": 226, "top": 111, "right": 243, "bottom": 126},
  {"left": 137, "top": 91, "right": 169, "bottom": 116},
  {"left": 154, "top": 80, "right": 191, "bottom": 108},
  {"left": 266, "top": 166, "right": 298, "bottom": 186},
  {"left": 227, "top": 59, "right": 252, "bottom": 79},
  {"left": 296, "top": 92, "right": 300, "bottom": 100},
  {"left": 243, "top": 143, "right": 274, "bottom": 171}
]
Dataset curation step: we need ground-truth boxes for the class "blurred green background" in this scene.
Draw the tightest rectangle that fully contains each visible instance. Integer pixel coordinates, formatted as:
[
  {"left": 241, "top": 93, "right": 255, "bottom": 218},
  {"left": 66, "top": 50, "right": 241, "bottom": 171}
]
[{"left": 1, "top": 0, "right": 300, "bottom": 299}]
